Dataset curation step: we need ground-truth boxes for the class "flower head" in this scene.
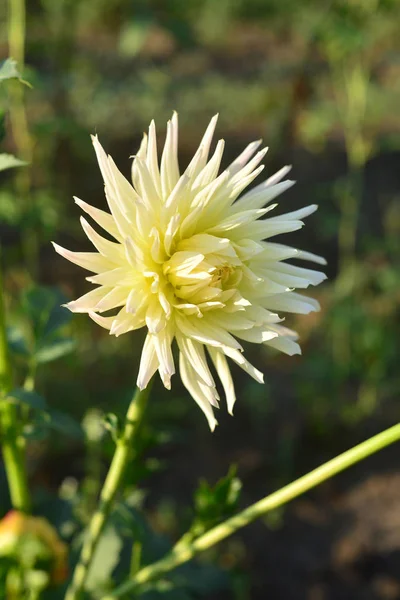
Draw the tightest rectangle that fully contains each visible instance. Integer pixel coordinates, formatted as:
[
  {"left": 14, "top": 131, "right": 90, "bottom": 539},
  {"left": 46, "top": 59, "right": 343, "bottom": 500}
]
[{"left": 53, "top": 114, "right": 326, "bottom": 430}]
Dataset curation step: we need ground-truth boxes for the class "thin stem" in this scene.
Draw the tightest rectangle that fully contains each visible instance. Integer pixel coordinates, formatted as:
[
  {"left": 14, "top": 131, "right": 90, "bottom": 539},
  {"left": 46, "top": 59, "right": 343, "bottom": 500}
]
[
  {"left": 65, "top": 384, "right": 152, "bottom": 600},
  {"left": 0, "top": 257, "right": 31, "bottom": 513},
  {"left": 7, "top": 0, "right": 37, "bottom": 276},
  {"left": 7, "top": 0, "right": 31, "bottom": 165},
  {"left": 105, "top": 422, "right": 400, "bottom": 598}
]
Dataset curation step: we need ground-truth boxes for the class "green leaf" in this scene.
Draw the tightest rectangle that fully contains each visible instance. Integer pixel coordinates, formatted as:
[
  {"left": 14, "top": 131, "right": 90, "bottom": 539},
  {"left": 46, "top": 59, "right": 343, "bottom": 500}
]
[
  {"left": 85, "top": 524, "right": 123, "bottom": 593},
  {"left": 103, "top": 413, "right": 120, "bottom": 442},
  {"left": 35, "top": 338, "right": 76, "bottom": 363},
  {"left": 7, "top": 326, "right": 30, "bottom": 357},
  {"left": 9, "top": 388, "right": 47, "bottom": 411},
  {"left": 46, "top": 409, "right": 83, "bottom": 439},
  {"left": 0, "top": 153, "right": 28, "bottom": 172},
  {"left": 21, "top": 287, "right": 76, "bottom": 363},
  {"left": 0, "top": 58, "right": 31, "bottom": 87},
  {"left": 22, "top": 286, "right": 72, "bottom": 341},
  {"left": 191, "top": 466, "right": 242, "bottom": 537}
]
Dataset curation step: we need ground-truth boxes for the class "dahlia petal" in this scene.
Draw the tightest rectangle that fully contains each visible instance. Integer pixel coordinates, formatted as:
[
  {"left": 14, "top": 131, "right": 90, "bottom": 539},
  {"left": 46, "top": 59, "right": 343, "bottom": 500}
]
[
  {"left": 266, "top": 335, "right": 301, "bottom": 356},
  {"left": 228, "top": 164, "right": 265, "bottom": 202},
  {"left": 229, "top": 147, "right": 268, "bottom": 187},
  {"left": 131, "top": 133, "right": 148, "bottom": 188},
  {"left": 176, "top": 315, "right": 243, "bottom": 350},
  {"left": 265, "top": 292, "right": 320, "bottom": 314},
  {"left": 126, "top": 287, "right": 147, "bottom": 315},
  {"left": 87, "top": 267, "right": 137, "bottom": 287},
  {"left": 176, "top": 335, "right": 215, "bottom": 387},
  {"left": 265, "top": 262, "right": 327, "bottom": 287},
  {"left": 207, "top": 205, "right": 276, "bottom": 234},
  {"left": 179, "top": 353, "right": 218, "bottom": 431},
  {"left": 74, "top": 197, "right": 121, "bottom": 241},
  {"left": 206, "top": 312, "right": 255, "bottom": 331},
  {"left": 270, "top": 204, "right": 318, "bottom": 221},
  {"left": 247, "top": 274, "right": 291, "bottom": 295},
  {"left": 227, "top": 140, "right": 263, "bottom": 175},
  {"left": 233, "top": 179, "right": 295, "bottom": 212},
  {"left": 88, "top": 311, "right": 114, "bottom": 330},
  {"left": 154, "top": 326, "right": 175, "bottom": 389},
  {"left": 208, "top": 347, "right": 236, "bottom": 415},
  {"left": 192, "top": 139, "right": 225, "bottom": 190},
  {"left": 295, "top": 249, "right": 327, "bottom": 265},
  {"left": 264, "top": 165, "right": 292, "bottom": 186},
  {"left": 222, "top": 347, "right": 264, "bottom": 384},
  {"left": 92, "top": 136, "right": 134, "bottom": 238},
  {"left": 124, "top": 236, "right": 145, "bottom": 269},
  {"left": 66, "top": 287, "right": 111, "bottom": 313},
  {"left": 186, "top": 114, "right": 218, "bottom": 179},
  {"left": 146, "top": 120, "right": 162, "bottom": 197},
  {"left": 52, "top": 243, "right": 117, "bottom": 273},
  {"left": 165, "top": 174, "right": 189, "bottom": 211},
  {"left": 80, "top": 217, "right": 125, "bottom": 260},
  {"left": 133, "top": 157, "right": 161, "bottom": 208},
  {"left": 108, "top": 155, "right": 140, "bottom": 214},
  {"left": 137, "top": 334, "right": 159, "bottom": 390},
  {"left": 177, "top": 234, "right": 230, "bottom": 255},
  {"left": 161, "top": 114, "right": 180, "bottom": 199},
  {"left": 254, "top": 242, "right": 300, "bottom": 262},
  {"left": 164, "top": 251, "right": 205, "bottom": 275},
  {"left": 145, "top": 300, "right": 166, "bottom": 334},
  {"left": 234, "top": 328, "right": 279, "bottom": 343},
  {"left": 164, "top": 213, "right": 181, "bottom": 256},
  {"left": 234, "top": 219, "right": 304, "bottom": 240},
  {"left": 110, "top": 308, "right": 144, "bottom": 336},
  {"left": 95, "top": 286, "right": 129, "bottom": 312}
]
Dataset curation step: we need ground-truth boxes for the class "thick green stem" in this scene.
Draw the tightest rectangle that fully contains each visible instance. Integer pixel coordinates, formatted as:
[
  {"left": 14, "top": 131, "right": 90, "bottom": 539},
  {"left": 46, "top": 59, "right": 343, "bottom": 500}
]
[
  {"left": 0, "top": 259, "right": 31, "bottom": 513},
  {"left": 105, "top": 422, "right": 400, "bottom": 598},
  {"left": 65, "top": 384, "right": 152, "bottom": 600}
]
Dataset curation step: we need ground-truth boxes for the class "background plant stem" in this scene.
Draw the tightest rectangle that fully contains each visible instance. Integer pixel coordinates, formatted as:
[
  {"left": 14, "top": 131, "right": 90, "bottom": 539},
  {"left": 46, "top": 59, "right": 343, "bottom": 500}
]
[
  {"left": 0, "top": 256, "right": 31, "bottom": 513},
  {"left": 65, "top": 383, "right": 152, "bottom": 600},
  {"left": 105, "top": 422, "right": 400, "bottom": 598},
  {"left": 7, "top": 0, "right": 37, "bottom": 276}
]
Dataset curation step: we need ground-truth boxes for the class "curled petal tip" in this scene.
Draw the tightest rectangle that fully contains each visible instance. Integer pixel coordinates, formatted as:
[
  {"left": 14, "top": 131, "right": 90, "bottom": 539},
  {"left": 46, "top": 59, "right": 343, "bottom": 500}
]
[{"left": 209, "top": 419, "right": 218, "bottom": 432}]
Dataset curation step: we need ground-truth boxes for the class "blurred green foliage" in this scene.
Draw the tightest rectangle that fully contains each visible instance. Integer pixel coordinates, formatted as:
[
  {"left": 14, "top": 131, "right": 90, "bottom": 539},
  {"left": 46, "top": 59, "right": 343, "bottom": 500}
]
[{"left": 0, "top": 0, "right": 399, "bottom": 597}]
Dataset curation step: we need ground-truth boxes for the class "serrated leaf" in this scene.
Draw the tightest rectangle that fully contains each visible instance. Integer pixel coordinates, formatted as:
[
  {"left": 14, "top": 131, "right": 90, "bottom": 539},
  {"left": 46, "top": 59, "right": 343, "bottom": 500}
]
[
  {"left": 0, "top": 153, "right": 28, "bottom": 172},
  {"left": 35, "top": 338, "right": 76, "bottom": 363},
  {"left": 0, "top": 58, "right": 32, "bottom": 87},
  {"left": 9, "top": 388, "right": 47, "bottom": 411}
]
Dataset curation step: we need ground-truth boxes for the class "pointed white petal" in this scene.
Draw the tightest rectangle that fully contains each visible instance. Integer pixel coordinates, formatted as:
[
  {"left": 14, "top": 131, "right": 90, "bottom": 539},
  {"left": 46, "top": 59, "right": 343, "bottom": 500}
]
[
  {"left": 137, "top": 334, "right": 159, "bottom": 390},
  {"left": 74, "top": 197, "right": 121, "bottom": 241},
  {"left": 66, "top": 287, "right": 110, "bottom": 313},
  {"left": 179, "top": 352, "right": 218, "bottom": 431},
  {"left": 208, "top": 347, "right": 236, "bottom": 415},
  {"left": 52, "top": 243, "right": 117, "bottom": 273}
]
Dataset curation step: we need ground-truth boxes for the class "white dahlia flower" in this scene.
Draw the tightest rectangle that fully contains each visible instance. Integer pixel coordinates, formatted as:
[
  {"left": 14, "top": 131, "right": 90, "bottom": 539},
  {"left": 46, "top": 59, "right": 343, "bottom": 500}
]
[{"left": 53, "top": 114, "right": 326, "bottom": 430}]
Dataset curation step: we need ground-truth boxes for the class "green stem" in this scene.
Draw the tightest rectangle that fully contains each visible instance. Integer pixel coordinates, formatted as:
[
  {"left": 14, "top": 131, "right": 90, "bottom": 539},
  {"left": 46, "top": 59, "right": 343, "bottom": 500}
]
[
  {"left": 0, "top": 258, "right": 31, "bottom": 513},
  {"left": 105, "top": 422, "right": 400, "bottom": 598},
  {"left": 7, "top": 0, "right": 37, "bottom": 276},
  {"left": 7, "top": 0, "right": 31, "bottom": 164},
  {"left": 65, "top": 384, "right": 152, "bottom": 600}
]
